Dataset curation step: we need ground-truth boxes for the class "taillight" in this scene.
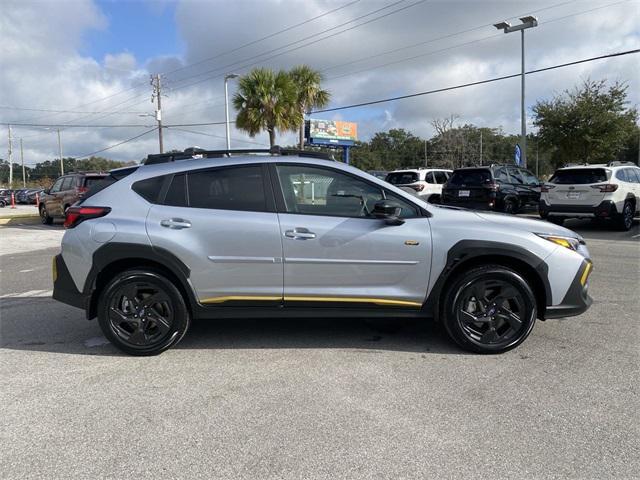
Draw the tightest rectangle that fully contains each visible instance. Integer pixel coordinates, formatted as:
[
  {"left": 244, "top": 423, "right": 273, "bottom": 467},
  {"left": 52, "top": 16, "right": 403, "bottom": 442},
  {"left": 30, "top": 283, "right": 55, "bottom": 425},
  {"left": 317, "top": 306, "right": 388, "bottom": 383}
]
[
  {"left": 590, "top": 184, "right": 618, "bottom": 192},
  {"left": 411, "top": 184, "right": 425, "bottom": 192},
  {"left": 540, "top": 184, "right": 556, "bottom": 193},
  {"left": 64, "top": 206, "right": 111, "bottom": 229},
  {"left": 76, "top": 186, "right": 89, "bottom": 193},
  {"left": 485, "top": 183, "right": 499, "bottom": 191}
]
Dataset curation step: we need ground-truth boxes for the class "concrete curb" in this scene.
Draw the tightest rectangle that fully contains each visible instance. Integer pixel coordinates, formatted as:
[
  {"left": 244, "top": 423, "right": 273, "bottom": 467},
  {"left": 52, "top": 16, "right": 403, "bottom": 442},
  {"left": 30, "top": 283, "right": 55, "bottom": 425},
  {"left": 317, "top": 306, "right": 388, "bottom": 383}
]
[{"left": 0, "top": 216, "right": 41, "bottom": 226}]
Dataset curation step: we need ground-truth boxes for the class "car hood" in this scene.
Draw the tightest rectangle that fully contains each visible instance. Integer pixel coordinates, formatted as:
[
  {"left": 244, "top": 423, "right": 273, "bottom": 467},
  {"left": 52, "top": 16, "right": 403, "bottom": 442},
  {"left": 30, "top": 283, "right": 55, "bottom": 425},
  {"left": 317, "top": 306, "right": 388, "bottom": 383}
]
[{"left": 474, "top": 211, "right": 581, "bottom": 239}]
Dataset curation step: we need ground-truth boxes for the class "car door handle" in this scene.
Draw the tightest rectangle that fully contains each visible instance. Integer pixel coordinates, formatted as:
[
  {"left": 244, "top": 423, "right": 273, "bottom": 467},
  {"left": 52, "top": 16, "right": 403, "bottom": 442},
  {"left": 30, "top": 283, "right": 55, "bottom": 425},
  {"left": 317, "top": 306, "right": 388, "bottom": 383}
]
[
  {"left": 160, "top": 218, "right": 192, "bottom": 229},
  {"left": 284, "top": 228, "right": 316, "bottom": 240}
]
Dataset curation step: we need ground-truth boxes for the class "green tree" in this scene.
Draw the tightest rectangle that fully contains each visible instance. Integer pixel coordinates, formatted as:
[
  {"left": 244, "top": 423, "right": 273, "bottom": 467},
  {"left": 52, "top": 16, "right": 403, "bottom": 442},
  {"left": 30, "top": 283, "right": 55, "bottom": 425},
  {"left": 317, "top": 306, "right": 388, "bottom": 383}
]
[
  {"left": 289, "top": 65, "right": 331, "bottom": 149},
  {"left": 233, "top": 68, "right": 298, "bottom": 148},
  {"left": 533, "top": 79, "right": 638, "bottom": 168}
]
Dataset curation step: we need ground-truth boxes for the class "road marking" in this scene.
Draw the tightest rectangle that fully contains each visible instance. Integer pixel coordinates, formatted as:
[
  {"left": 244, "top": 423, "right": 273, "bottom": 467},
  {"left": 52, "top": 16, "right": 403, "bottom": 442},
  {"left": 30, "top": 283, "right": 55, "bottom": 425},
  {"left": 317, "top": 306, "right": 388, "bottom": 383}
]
[
  {"left": 19, "top": 268, "right": 35, "bottom": 273},
  {"left": 0, "top": 289, "right": 52, "bottom": 299}
]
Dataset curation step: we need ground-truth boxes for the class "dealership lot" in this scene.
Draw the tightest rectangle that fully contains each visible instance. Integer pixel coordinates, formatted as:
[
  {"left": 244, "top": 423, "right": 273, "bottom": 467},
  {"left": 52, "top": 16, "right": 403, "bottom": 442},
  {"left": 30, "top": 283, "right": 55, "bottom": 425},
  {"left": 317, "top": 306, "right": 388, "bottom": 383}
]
[{"left": 1, "top": 219, "right": 638, "bottom": 479}]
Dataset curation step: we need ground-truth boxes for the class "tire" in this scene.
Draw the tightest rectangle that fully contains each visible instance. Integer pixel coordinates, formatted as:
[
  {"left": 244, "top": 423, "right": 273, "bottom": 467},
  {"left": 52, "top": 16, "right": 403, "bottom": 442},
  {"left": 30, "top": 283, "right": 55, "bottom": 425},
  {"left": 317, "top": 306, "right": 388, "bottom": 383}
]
[
  {"left": 0, "top": 200, "right": 5, "bottom": 208},
  {"left": 442, "top": 265, "right": 537, "bottom": 354},
  {"left": 615, "top": 201, "right": 634, "bottom": 231},
  {"left": 39, "top": 205, "right": 53, "bottom": 225},
  {"left": 548, "top": 216, "right": 564, "bottom": 226},
  {"left": 97, "top": 269, "right": 190, "bottom": 356},
  {"left": 503, "top": 199, "right": 518, "bottom": 214}
]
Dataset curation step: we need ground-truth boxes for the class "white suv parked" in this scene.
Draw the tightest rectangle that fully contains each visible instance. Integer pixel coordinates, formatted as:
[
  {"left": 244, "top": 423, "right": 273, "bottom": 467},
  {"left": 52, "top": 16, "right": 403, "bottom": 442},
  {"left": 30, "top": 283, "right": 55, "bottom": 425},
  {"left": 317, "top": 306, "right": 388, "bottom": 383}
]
[
  {"left": 385, "top": 168, "right": 452, "bottom": 203},
  {"left": 539, "top": 162, "right": 640, "bottom": 230}
]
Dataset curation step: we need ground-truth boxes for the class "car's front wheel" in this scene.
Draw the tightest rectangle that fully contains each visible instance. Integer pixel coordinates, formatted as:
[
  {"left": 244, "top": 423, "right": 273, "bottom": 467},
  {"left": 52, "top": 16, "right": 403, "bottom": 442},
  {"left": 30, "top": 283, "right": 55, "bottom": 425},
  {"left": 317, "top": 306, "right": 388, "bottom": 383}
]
[
  {"left": 39, "top": 205, "right": 53, "bottom": 224},
  {"left": 97, "top": 269, "right": 190, "bottom": 356},
  {"left": 615, "top": 201, "right": 634, "bottom": 231},
  {"left": 442, "top": 265, "right": 537, "bottom": 354}
]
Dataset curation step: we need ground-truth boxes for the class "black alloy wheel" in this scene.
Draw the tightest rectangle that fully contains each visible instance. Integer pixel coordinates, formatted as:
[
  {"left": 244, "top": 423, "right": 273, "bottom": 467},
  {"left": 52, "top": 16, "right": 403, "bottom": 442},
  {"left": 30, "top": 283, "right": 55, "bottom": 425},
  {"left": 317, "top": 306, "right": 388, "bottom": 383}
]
[
  {"left": 503, "top": 199, "right": 517, "bottom": 214},
  {"left": 443, "top": 265, "right": 537, "bottom": 354},
  {"left": 616, "top": 201, "right": 634, "bottom": 231},
  {"left": 39, "top": 205, "right": 53, "bottom": 225},
  {"left": 98, "top": 270, "right": 190, "bottom": 355}
]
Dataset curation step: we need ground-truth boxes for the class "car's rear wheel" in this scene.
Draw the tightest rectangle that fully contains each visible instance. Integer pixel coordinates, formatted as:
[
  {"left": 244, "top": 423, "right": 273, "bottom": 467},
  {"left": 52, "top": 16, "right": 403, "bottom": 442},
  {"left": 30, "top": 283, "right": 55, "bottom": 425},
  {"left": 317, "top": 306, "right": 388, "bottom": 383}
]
[
  {"left": 442, "top": 265, "right": 537, "bottom": 354},
  {"left": 615, "top": 201, "right": 634, "bottom": 231},
  {"left": 39, "top": 205, "right": 53, "bottom": 224},
  {"left": 97, "top": 269, "right": 190, "bottom": 356},
  {"left": 503, "top": 199, "right": 518, "bottom": 214}
]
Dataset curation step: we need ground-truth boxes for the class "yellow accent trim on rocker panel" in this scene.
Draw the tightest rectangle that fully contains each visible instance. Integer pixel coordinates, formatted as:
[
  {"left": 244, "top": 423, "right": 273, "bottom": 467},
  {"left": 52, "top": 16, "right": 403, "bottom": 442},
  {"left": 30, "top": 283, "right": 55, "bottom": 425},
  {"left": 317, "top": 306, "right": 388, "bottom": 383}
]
[
  {"left": 580, "top": 261, "right": 593, "bottom": 286},
  {"left": 200, "top": 295, "right": 422, "bottom": 307},
  {"left": 201, "top": 295, "right": 282, "bottom": 304},
  {"left": 285, "top": 296, "right": 422, "bottom": 307}
]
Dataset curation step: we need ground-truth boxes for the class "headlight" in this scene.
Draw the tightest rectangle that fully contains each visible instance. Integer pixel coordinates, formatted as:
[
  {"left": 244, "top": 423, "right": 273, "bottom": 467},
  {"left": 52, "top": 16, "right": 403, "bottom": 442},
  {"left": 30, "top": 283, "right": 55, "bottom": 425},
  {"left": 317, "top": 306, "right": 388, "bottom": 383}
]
[{"left": 535, "top": 233, "right": 581, "bottom": 251}]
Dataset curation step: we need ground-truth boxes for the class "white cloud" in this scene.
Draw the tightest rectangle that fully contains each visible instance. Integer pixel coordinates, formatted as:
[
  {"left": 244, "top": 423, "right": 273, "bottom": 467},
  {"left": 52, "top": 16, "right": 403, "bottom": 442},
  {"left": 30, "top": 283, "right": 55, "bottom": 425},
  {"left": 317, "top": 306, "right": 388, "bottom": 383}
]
[{"left": 0, "top": 0, "right": 638, "bottom": 164}]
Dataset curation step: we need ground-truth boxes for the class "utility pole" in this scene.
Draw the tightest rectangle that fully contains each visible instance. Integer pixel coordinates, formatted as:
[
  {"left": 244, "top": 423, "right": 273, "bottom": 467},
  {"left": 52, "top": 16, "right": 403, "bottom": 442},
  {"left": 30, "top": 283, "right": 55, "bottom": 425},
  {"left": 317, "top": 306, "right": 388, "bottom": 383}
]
[
  {"left": 151, "top": 74, "right": 164, "bottom": 153},
  {"left": 8, "top": 125, "right": 13, "bottom": 188},
  {"left": 57, "top": 128, "right": 64, "bottom": 175},
  {"left": 479, "top": 130, "right": 483, "bottom": 166},
  {"left": 424, "top": 139, "right": 428, "bottom": 168},
  {"left": 20, "top": 138, "right": 26, "bottom": 187}
]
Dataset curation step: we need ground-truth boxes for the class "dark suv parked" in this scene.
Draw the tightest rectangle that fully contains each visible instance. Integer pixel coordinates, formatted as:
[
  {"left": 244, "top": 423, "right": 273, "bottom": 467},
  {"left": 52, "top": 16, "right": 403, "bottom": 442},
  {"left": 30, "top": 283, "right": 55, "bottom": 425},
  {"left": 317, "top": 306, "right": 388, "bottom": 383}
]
[
  {"left": 40, "top": 172, "right": 107, "bottom": 224},
  {"left": 442, "top": 165, "right": 541, "bottom": 213}
]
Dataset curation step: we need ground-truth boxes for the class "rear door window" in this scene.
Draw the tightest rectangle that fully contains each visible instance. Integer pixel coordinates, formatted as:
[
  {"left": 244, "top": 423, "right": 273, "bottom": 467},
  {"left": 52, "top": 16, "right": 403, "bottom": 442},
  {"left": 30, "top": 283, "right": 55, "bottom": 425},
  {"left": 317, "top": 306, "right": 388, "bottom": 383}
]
[
  {"left": 385, "top": 171, "right": 419, "bottom": 185},
  {"left": 615, "top": 169, "right": 629, "bottom": 182},
  {"left": 507, "top": 168, "right": 524, "bottom": 184},
  {"left": 187, "top": 165, "right": 266, "bottom": 212},
  {"left": 549, "top": 168, "right": 609, "bottom": 184},
  {"left": 433, "top": 171, "right": 448, "bottom": 184},
  {"left": 60, "top": 176, "right": 74, "bottom": 191},
  {"left": 495, "top": 168, "right": 510, "bottom": 183},
  {"left": 629, "top": 168, "right": 640, "bottom": 183},
  {"left": 447, "top": 169, "right": 491, "bottom": 186},
  {"left": 425, "top": 172, "right": 436, "bottom": 184}
]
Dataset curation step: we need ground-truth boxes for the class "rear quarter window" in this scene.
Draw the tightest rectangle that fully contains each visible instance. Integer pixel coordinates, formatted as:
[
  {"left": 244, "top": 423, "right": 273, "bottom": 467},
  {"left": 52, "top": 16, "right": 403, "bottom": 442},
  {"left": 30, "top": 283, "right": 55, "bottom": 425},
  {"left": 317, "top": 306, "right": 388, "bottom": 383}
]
[
  {"left": 132, "top": 175, "right": 166, "bottom": 203},
  {"left": 549, "top": 168, "right": 609, "bottom": 184}
]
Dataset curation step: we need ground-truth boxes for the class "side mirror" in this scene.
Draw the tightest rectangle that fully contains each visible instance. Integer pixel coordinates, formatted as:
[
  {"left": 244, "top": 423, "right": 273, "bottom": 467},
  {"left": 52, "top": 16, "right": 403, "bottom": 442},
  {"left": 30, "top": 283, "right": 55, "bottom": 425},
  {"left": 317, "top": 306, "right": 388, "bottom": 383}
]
[{"left": 372, "top": 201, "right": 404, "bottom": 225}]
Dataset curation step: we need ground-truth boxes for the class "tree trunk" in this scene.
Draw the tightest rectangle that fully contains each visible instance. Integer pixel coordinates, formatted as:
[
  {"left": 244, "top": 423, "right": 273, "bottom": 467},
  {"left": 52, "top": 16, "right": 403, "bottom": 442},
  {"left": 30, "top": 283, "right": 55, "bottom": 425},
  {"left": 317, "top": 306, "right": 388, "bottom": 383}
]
[
  {"left": 299, "top": 124, "right": 305, "bottom": 150},
  {"left": 268, "top": 129, "right": 276, "bottom": 148}
]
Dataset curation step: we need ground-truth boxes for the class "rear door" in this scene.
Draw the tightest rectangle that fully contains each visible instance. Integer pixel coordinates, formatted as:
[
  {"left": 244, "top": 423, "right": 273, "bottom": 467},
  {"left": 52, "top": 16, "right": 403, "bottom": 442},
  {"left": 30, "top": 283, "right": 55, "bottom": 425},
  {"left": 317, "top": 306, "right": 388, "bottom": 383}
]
[
  {"left": 145, "top": 164, "right": 284, "bottom": 306},
  {"left": 272, "top": 163, "right": 432, "bottom": 308},
  {"left": 547, "top": 168, "right": 610, "bottom": 207}
]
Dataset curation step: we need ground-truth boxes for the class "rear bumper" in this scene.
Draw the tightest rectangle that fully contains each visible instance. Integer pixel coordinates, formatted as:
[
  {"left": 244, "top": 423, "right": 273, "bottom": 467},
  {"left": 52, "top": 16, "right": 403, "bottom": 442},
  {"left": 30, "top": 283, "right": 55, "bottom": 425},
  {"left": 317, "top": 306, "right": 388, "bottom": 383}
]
[
  {"left": 539, "top": 200, "right": 618, "bottom": 218},
  {"left": 52, "top": 254, "right": 89, "bottom": 311},
  {"left": 544, "top": 259, "right": 593, "bottom": 319}
]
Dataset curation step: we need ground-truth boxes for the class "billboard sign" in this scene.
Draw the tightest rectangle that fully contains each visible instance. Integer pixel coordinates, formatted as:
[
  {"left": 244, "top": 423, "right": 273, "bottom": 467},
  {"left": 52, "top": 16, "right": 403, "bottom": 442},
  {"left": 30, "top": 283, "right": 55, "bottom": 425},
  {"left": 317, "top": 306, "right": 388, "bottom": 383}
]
[{"left": 306, "top": 119, "right": 358, "bottom": 146}]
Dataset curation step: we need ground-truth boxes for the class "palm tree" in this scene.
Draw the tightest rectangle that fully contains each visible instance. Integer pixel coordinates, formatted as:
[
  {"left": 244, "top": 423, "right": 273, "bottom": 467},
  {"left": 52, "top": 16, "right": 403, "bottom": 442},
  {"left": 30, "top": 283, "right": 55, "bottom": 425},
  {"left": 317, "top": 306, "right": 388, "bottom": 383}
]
[
  {"left": 232, "top": 68, "right": 298, "bottom": 148},
  {"left": 290, "top": 65, "right": 331, "bottom": 149}
]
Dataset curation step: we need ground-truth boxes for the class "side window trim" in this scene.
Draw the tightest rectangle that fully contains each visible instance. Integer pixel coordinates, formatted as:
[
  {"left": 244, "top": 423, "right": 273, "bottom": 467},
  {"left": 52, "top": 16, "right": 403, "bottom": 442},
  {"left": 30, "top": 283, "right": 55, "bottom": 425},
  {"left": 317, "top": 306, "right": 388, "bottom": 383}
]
[{"left": 268, "top": 162, "right": 426, "bottom": 218}]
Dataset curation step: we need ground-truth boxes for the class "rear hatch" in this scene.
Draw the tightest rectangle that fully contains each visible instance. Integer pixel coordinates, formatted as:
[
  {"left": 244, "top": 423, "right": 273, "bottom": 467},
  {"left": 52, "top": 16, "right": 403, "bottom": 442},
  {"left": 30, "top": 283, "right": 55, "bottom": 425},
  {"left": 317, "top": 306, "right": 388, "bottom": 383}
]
[
  {"left": 442, "top": 169, "right": 494, "bottom": 205},
  {"left": 545, "top": 168, "right": 610, "bottom": 206}
]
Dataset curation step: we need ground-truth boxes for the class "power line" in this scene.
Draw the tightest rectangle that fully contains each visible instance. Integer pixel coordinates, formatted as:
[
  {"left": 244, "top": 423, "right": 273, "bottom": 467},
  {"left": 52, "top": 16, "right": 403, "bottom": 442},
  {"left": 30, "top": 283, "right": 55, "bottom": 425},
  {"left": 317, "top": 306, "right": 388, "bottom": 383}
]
[
  {"left": 312, "top": 49, "right": 640, "bottom": 113},
  {"left": 0, "top": 105, "right": 147, "bottom": 115},
  {"left": 74, "top": 128, "right": 158, "bottom": 158}
]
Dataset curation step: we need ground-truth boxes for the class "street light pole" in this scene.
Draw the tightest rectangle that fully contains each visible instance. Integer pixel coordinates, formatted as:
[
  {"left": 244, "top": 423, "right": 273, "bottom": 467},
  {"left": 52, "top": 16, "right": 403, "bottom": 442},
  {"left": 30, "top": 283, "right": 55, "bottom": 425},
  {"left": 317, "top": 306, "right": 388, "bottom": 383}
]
[
  {"left": 224, "top": 74, "right": 239, "bottom": 150},
  {"left": 57, "top": 128, "right": 64, "bottom": 175},
  {"left": 494, "top": 16, "right": 538, "bottom": 169}
]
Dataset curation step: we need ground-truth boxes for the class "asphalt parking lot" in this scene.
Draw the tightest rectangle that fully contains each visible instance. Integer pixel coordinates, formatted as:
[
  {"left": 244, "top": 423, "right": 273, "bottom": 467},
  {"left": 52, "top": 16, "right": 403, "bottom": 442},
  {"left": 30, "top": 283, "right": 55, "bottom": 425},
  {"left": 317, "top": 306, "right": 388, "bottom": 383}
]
[{"left": 1, "top": 218, "right": 639, "bottom": 479}]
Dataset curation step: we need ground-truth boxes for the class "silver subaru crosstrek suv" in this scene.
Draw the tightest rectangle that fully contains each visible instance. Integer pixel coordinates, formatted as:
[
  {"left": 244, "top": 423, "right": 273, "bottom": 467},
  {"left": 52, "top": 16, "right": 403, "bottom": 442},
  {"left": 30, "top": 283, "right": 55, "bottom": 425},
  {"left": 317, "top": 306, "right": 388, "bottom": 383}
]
[{"left": 52, "top": 147, "right": 593, "bottom": 356}]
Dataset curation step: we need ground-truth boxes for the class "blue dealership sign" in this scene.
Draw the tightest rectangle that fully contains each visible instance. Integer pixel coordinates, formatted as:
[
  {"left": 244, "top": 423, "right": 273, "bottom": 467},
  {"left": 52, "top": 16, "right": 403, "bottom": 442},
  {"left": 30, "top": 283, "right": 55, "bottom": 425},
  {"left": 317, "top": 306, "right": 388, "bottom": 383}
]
[{"left": 514, "top": 144, "right": 522, "bottom": 166}]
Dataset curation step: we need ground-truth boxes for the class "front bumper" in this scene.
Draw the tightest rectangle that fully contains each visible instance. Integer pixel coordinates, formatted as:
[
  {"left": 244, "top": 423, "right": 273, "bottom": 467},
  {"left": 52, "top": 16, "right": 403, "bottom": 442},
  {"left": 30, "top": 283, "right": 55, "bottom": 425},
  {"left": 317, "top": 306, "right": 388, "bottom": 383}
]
[
  {"left": 544, "top": 259, "right": 593, "bottom": 319},
  {"left": 539, "top": 200, "right": 618, "bottom": 219},
  {"left": 52, "top": 254, "right": 89, "bottom": 311}
]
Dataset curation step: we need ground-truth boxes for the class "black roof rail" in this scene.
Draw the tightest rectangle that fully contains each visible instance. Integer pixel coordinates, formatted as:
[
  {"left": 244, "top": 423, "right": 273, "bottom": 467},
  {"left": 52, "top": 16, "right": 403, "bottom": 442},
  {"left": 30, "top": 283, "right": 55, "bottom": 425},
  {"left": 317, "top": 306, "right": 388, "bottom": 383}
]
[
  {"left": 143, "top": 145, "right": 333, "bottom": 165},
  {"left": 607, "top": 161, "right": 637, "bottom": 167}
]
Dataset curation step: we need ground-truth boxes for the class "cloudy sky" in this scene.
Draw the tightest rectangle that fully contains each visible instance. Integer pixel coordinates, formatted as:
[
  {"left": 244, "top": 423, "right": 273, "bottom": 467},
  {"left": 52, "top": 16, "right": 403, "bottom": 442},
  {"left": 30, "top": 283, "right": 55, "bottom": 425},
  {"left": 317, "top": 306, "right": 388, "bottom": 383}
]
[{"left": 1, "top": 0, "right": 638, "bottom": 165}]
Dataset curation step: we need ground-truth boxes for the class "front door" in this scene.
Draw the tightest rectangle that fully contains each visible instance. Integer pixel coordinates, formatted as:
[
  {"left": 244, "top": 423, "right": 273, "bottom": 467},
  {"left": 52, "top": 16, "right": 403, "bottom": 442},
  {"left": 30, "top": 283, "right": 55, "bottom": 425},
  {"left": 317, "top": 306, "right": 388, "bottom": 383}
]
[
  {"left": 272, "top": 163, "right": 432, "bottom": 308},
  {"left": 145, "top": 164, "right": 283, "bottom": 306}
]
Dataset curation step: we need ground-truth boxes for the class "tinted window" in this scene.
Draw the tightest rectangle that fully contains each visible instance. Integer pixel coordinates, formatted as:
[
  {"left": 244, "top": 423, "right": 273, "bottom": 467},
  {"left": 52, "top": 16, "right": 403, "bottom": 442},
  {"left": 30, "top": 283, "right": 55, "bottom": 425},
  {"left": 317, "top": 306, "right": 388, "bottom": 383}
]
[
  {"left": 615, "top": 169, "right": 629, "bottom": 182},
  {"left": 520, "top": 169, "right": 539, "bottom": 185},
  {"left": 508, "top": 168, "right": 524, "bottom": 184},
  {"left": 276, "top": 165, "right": 418, "bottom": 218},
  {"left": 83, "top": 176, "right": 107, "bottom": 188},
  {"left": 433, "top": 171, "right": 448, "bottom": 184},
  {"left": 187, "top": 165, "right": 266, "bottom": 212},
  {"left": 132, "top": 175, "right": 165, "bottom": 203},
  {"left": 164, "top": 173, "right": 187, "bottom": 207},
  {"left": 385, "top": 171, "right": 419, "bottom": 185},
  {"left": 448, "top": 169, "right": 491, "bottom": 186},
  {"left": 425, "top": 172, "right": 436, "bottom": 184},
  {"left": 495, "top": 168, "right": 509, "bottom": 183},
  {"left": 629, "top": 168, "right": 640, "bottom": 183},
  {"left": 549, "top": 168, "right": 608, "bottom": 184},
  {"left": 60, "top": 177, "right": 74, "bottom": 191},
  {"left": 49, "top": 178, "right": 64, "bottom": 193}
]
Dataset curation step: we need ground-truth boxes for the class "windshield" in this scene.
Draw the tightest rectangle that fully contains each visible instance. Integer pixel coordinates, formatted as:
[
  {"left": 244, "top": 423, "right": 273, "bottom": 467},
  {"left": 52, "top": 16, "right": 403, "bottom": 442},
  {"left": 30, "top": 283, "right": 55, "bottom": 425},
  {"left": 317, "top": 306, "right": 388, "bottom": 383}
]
[
  {"left": 385, "top": 171, "right": 419, "bottom": 185},
  {"left": 447, "top": 169, "right": 491, "bottom": 186},
  {"left": 549, "top": 168, "right": 609, "bottom": 184}
]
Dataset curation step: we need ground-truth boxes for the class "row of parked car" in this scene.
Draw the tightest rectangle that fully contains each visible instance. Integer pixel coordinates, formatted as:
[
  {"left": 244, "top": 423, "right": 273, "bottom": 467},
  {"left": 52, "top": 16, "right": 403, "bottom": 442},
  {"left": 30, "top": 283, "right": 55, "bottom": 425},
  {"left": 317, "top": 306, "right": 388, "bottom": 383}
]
[
  {"left": 0, "top": 187, "right": 45, "bottom": 207},
  {"left": 382, "top": 161, "right": 640, "bottom": 231}
]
